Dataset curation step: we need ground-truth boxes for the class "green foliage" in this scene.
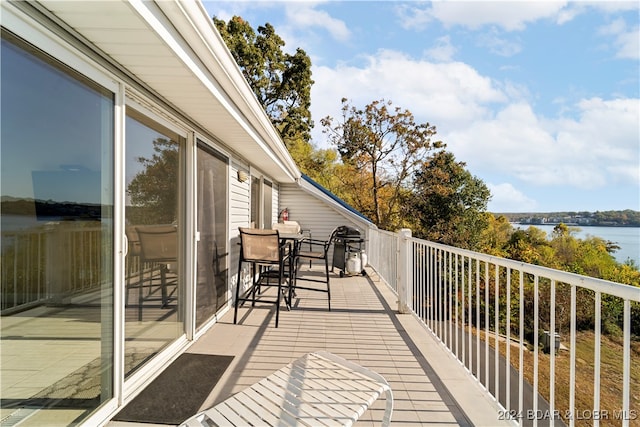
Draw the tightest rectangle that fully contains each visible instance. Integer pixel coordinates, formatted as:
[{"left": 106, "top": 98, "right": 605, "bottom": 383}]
[
  {"left": 499, "top": 222, "right": 640, "bottom": 338},
  {"left": 127, "top": 138, "right": 178, "bottom": 225},
  {"left": 410, "top": 150, "right": 491, "bottom": 250},
  {"left": 320, "top": 98, "right": 443, "bottom": 230},
  {"left": 477, "top": 214, "right": 514, "bottom": 257},
  {"left": 213, "top": 16, "right": 314, "bottom": 151}
]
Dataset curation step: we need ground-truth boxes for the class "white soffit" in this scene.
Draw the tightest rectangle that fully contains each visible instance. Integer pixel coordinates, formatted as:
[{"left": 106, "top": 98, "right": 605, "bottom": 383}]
[{"left": 39, "top": 0, "right": 299, "bottom": 183}]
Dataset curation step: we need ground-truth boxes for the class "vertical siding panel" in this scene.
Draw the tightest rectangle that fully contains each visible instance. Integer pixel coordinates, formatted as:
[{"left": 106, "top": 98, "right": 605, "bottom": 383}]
[
  {"left": 272, "top": 183, "right": 280, "bottom": 226},
  {"left": 230, "top": 161, "right": 250, "bottom": 294},
  {"left": 279, "top": 184, "right": 373, "bottom": 262}
]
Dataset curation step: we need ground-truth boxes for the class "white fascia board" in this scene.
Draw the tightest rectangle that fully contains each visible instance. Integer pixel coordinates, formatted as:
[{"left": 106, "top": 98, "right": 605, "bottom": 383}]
[
  {"left": 130, "top": 0, "right": 299, "bottom": 183},
  {"left": 178, "top": 1, "right": 299, "bottom": 173}
]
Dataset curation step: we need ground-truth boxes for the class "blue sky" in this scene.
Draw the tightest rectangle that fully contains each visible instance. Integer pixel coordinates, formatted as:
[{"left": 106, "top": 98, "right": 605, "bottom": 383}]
[{"left": 204, "top": 1, "right": 639, "bottom": 213}]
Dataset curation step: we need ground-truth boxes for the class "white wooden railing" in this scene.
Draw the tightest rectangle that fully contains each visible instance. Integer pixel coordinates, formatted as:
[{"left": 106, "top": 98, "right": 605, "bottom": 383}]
[
  {"left": 367, "top": 227, "right": 640, "bottom": 427},
  {"left": 1, "top": 225, "right": 108, "bottom": 313}
]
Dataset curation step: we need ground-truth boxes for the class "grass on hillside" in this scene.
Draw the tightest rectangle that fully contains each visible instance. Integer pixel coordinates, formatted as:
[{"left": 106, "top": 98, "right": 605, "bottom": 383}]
[{"left": 475, "top": 328, "right": 639, "bottom": 427}]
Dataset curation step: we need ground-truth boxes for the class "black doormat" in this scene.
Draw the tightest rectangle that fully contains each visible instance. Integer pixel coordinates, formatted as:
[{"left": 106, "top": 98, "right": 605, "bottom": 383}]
[{"left": 113, "top": 353, "right": 234, "bottom": 425}]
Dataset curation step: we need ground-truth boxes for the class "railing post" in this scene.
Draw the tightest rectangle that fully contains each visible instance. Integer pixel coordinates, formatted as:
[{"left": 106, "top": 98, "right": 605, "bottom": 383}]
[{"left": 397, "top": 228, "right": 412, "bottom": 314}]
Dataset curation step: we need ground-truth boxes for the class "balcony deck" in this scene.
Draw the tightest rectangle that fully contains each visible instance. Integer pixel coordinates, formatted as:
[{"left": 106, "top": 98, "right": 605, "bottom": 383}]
[{"left": 109, "top": 267, "right": 508, "bottom": 427}]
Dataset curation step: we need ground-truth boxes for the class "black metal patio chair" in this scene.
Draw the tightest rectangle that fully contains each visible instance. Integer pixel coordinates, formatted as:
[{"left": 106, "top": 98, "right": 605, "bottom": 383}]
[
  {"left": 292, "top": 227, "right": 340, "bottom": 311},
  {"left": 234, "top": 227, "right": 291, "bottom": 328}
]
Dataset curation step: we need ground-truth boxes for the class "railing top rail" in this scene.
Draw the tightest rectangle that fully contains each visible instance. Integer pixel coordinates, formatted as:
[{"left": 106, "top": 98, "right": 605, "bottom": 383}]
[{"left": 410, "top": 236, "right": 640, "bottom": 302}]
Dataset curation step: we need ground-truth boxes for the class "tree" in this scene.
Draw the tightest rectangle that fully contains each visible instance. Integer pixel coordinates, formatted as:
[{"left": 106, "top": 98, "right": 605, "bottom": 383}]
[
  {"left": 411, "top": 150, "right": 491, "bottom": 250},
  {"left": 478, "top": 214, "right": 514, "bottom": 257},
  {"left": 213, "top": 16, "right": 314, "bottom": 148},
  {"left": 321, "top": 98, "right": 443, "bottom": 229}
]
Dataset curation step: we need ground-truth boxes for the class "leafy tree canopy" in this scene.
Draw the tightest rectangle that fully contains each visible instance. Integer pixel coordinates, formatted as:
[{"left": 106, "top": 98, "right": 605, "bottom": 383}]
[
  {"left": 213, "top": 16, "right": 314, "bottom": 150},
  {"left": 321, "top": 98, "right": 443, "bottom": 230},
  {"left": 410, "top": 150, "right": 491, "bottom": 250},
  {"left": 127, "top": 138, "right": 179, "bottom": 225}
]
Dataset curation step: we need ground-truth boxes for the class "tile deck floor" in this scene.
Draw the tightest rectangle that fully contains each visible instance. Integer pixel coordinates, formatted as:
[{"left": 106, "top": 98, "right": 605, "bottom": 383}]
[{"left": 109, "top": 266, "right": 509, "bottom": 427}]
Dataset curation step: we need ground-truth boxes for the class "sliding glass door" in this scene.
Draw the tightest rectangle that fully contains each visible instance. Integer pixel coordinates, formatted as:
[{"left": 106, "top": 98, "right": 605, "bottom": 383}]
[
  {"left": 1, "top": 31, "right": 115, "bottom": 425},
  {"left": 196, "top": 142, "right": 228, "bottom": 329},
  {"left": 123, "top": 107, "right": 186, "bottom": 378}
]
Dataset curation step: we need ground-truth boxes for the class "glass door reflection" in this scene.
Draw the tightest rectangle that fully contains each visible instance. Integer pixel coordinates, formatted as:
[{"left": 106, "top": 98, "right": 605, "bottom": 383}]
[
  {"left": 196, "top": 143, "right": 228, "bottom": 329},
  {"left": 123, "top": 108, "right": 185, "bottom": 378}
]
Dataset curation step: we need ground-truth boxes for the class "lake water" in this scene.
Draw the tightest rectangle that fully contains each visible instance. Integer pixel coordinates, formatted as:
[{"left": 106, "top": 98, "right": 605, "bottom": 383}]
[{"left": 513, "top": 224, "right": 640, "bottom": 266}]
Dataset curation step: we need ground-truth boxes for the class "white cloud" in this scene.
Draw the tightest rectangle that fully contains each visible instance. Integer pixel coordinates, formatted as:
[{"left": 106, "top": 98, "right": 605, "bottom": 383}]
[
  {"left": 614, "top": 27, "right": 640, "bottom": 59},
  {"left": 284, "top": 3, "right": 350, "bottom": 42},
  {"left": 311, "top": 50, "right": 634, "bottom": 203},
  {"left": 311, "top": 49, "right": 507, "bottom": 144},
  {"left": 476, "top": 31, "right": 522, "bottom": 57},
  {"left": 398, "top": 1, "right": 570, "bottom": 32},
  {"left": 488, "top": 182, "right": 538, "bottom": 212},
  {"left": 203, "top": 2, "right": 253, "bottom": 22},
  {"left": 447, "top": 98, "right": 640, "bottom": 190},
  {"left": 599, "top": 19, "right": 640, "bottom": 60},
  {"left": 425, "top": 36, "right": 457, "bottom": 62},
  {"left": 589, "top": 1, "right": 640, "bottom": 14}
]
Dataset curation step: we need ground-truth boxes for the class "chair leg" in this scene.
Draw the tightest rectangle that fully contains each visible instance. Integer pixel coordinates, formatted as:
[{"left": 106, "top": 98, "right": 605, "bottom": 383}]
[
  {"left": 325, "top": 257, "right": 331, "bottom": 311},
  {"left": 274, "top": 270, "right": 282, "bottom": 328},
  {"left": 251, "top": 262, "right": 257, "bottom": 307},
  {"left": 234, "top": 257, "right": 243, "bottom": 325}
]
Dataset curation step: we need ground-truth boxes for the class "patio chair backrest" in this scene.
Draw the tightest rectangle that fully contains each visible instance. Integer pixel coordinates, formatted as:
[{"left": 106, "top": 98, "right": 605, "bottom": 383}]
[
  {"left": 239, "top": 228, "right": 281, "bottom": 263},
  {"left": 271, "top": 222, "right": 301, "bottom": 234},
  {"left": 125, "top": 226, "right": 141, "bottom": 256},
  {"left": 136, "top": 225, "right": 178, "bottom": 263}
]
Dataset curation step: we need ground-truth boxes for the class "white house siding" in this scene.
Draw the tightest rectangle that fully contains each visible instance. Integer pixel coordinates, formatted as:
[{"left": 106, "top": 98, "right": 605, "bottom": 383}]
[
  {"left": 272, "top": 182, "right": 280, "bottom": 225},
  {"left": 278, "top": 183, "right": 373, "bottom": 263},
  {"left": 230, "top": 161, "right": 250, "bottom": 290}
]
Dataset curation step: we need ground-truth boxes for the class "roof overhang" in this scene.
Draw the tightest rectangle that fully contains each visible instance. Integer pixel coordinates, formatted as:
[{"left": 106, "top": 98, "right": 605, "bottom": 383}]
[{"left": 28, "top": 0, "right": 300, "bottom": 183}]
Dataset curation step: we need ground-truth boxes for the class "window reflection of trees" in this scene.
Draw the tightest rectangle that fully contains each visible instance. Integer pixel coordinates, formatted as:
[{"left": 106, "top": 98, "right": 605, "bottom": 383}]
[{"left": 127, "top": 138, "right": 179, "bottom": 225}]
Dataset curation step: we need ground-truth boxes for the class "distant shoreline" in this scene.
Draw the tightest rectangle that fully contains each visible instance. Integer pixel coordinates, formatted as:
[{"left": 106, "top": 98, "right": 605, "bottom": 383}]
[
  {"left": 496, "top": 210, "right": 640, "bottom": 228},
  {"left": 512, "top": 222, "right": 639, "bottom": 228}
]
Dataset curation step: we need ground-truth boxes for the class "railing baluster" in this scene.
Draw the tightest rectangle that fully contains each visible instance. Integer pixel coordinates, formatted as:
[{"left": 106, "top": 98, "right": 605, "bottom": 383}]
[
  {"left": 461, "top": 256, "right": 466, "bottom": 368},
  {"left": 427, "top": 245, "right": 432, "bottom": 328},
  {"left": 519, "top": 270, "right": 524, "bottom": 427},
  {"left": 431, "top": 248, "right": 440, "bottom": 337},
  {"left": 476, "top": 259, "right": 481, "bottom": 379},
  {"left": 421, "top": 243, "right": 425, "bottom": 321},
  {"left": 414, "top": 244, "right": 426, "bottom": 321},
  {"left": 455, "top": 253, "right": 459, "bottom": 361},
  {"left": 533, "top": 275, "right": 539, "bottom": 427},
  {"left": 494, "top": 264, "right": 500, "bottom": 401},
  {"left": 468, "top": 257, "right": 473, "bottom": 372},
  {"left": 428, "top": 246, "right": 432, "bottom": 331},
  {"left": 594, "top": 291, "right": 601, "bottom": 427},
  {"left": 485, "top": 260, "right": 489, "bottom": 388},
  {"left": 436, "top": 249, "right": 444, "bottom": 341},
  {"left": 550, "top": 279, "right": 556, "bottom": 427},
  {"left": 448, "top": 251, "right": 453, "bottom": 349},
  {"left": 570, "top": 285, "right": 576, "bottom": 427},
  {"left": 622, "top": 299, "right": 630, "bottom": 427},
  {"left": 506, "top": 267, "right": 511, "bottom": 412}
]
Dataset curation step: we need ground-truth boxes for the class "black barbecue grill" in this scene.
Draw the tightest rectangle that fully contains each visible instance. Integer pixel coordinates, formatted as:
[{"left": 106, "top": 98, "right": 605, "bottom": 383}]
[{"left": 332, "top": 226, "right": 366, "bottom": 277}]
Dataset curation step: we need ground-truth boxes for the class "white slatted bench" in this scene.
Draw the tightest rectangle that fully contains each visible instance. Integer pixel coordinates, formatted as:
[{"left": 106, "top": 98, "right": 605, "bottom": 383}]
[{"left": 180, "top": 351, "right": 393, "bottom": 426}]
